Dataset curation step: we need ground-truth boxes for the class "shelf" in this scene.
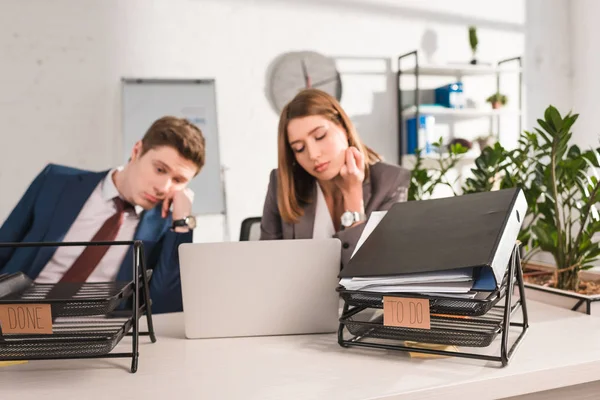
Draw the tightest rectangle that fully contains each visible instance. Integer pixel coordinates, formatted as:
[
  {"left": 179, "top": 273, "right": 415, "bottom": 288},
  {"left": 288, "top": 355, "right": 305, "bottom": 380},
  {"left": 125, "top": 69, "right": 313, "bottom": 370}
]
[
  {"left": 401, "top": 151, "right": 480, "bottom": 169},
  {"left": 396, "top": 51, "right": 522, "bottom": 166},
  {"left": 401, "top": 64, "right": 522, "bottom": 77},
  {"left": 402, "top": 106, "right": 521, "bottom": 120}
]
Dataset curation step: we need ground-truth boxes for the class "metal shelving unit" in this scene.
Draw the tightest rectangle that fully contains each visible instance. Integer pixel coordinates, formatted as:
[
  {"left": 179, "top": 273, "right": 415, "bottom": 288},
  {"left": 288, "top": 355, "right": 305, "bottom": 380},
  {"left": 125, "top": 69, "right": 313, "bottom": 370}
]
[{"left": 396, "top": 50, "right": 523, "bottom": 165}]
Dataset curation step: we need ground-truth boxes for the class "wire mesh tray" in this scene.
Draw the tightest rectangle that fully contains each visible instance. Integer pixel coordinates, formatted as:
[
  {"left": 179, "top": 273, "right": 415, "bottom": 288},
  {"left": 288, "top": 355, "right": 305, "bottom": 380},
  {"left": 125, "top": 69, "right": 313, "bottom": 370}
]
[
  {"left": 0, "top": 273, "right": 134, "bottom": 317},
  {"left": 336, "top": 288, "right": 503, "bottom": 317},
  {"left": 340, "top": 306, "right": 512, "bottom": 347},
  {"left": 0, "top": 316, "right": 132, "bottom": 359}
]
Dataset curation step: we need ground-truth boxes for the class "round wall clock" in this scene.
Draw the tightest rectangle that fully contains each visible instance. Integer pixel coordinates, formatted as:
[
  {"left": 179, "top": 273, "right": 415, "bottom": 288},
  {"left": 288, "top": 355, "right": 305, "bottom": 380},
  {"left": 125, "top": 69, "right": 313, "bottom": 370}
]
[{"left": 268, "top": 51, "right": 342, "bottom": 113}]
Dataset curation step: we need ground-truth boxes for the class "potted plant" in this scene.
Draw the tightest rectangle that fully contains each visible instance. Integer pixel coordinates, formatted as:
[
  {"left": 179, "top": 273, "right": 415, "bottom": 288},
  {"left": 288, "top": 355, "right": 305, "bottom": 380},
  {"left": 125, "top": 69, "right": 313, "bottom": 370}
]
[
  {"left": 469, "top": 26, "right": 478, "bottom": 65},
  {"left": 486, "top": 92, "right": 507, "bottom": 109},
  {"left": 519, "top": 106, "right": 600, "bottom": 313},
  {"left": 474, "top": 134, "right": 496, "bottom": 152},
  {"left": 407, "top": 106, "right": 600, "bottom": 315}
]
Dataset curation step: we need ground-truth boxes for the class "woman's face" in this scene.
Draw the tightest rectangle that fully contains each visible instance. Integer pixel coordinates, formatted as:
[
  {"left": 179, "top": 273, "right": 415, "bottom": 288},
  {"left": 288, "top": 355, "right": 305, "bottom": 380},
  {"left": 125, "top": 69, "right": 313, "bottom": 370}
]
[{"left": 287, "top": 115, "right": 349, "bottom": 181}]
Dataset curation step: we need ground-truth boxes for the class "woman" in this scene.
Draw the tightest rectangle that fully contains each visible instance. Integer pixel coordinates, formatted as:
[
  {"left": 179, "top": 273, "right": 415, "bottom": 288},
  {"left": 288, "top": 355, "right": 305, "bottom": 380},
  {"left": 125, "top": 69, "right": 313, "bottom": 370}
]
[{"left": 260, "top": 88, "right": 410, "bottom": 268}]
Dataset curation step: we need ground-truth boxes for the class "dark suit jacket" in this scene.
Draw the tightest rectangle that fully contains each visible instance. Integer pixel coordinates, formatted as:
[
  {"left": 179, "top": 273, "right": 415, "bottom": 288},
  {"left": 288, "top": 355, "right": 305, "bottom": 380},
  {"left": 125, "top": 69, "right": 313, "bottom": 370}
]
[
  {"left": 0, "top": 164, "right": 192, "bottom": 314},
  {"left": 260, "top": 162, "right": 411, "bottom": 268}
]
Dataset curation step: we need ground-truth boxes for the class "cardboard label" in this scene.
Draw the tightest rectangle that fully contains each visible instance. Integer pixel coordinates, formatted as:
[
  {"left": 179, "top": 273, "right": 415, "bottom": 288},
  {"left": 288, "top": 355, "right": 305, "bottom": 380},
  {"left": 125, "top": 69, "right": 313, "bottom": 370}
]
[
  {"left": 0, "top": 304, "right": 53, "bottom": 334},
  {"left": 383, "top": 296, "right": 430, "bottom": 329}
]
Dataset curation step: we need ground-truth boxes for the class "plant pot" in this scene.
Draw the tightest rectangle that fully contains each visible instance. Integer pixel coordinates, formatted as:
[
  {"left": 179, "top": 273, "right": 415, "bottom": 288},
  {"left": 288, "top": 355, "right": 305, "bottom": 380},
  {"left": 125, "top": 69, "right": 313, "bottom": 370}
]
[
  {"left": 521, "top": 262, "right": 600, "bottom": 316},
  {"left": 491, "top": 102, "right": 502, "bottom": 109},
  {"left": 475, "top": 137, "right": 494, "bottom": 152},
  {"left": 470, "top": 58, "right": 478, "bottom": 65}
]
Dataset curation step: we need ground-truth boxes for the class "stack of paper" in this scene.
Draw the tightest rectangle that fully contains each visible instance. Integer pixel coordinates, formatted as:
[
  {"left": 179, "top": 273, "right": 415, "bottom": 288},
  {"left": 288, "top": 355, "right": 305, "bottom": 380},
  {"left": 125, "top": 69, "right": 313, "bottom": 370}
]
[{"left": 339, "top": 268, "right": 474, "bottom": 293}]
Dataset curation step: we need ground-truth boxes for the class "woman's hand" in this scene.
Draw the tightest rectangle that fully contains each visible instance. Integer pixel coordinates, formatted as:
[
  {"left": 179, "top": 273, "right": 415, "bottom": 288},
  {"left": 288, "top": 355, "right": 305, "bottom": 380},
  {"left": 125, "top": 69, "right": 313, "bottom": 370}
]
[{"left": 335, "top": 146, "right": 365, "bottom": 213}]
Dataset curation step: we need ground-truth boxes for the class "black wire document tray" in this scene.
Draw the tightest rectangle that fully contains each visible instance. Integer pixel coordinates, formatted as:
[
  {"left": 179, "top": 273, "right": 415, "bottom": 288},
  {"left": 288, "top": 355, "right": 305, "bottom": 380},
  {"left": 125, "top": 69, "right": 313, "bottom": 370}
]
[
  {"left": 0, "top": 240, "right": 156, "bottom": 373},
  {"left": 337, "top": 244, "right": 529, "bottom": 367},
  {"left": 337, "top": 284, "right": 506, "bottom": 317},
  {"left": 340, "top": 304, "right": 518, "bottom": 348},
  {"left": 0, "top": 272, "right": 134, "bottom": 317},
  {"left": 0, "top": 317, "right": 132, "bottom": 359}
]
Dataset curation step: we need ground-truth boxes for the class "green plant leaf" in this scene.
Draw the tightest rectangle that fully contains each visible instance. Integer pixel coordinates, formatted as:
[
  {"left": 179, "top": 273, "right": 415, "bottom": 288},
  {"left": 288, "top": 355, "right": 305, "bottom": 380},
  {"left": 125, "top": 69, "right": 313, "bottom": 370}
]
[
  {"left": 581, "top": 243, "right": 600, "bottom": 264},
  {"left": 469, "top": 26, "right": 478, "bottom": 52},
  {"left": 561, "top": 113, "right": 579, "bottom": 133},
  {"left": 581, "top": 148, "right": 600, "bottom": 168},
  {"left": 535, "top": 125, "right": 553, "bottom": 144},
  {"left": 545, "top": 105, "right": 564, "bottom": 132},
  {"left": 532, "top": 222, "right": 558, "bottom": 257}
]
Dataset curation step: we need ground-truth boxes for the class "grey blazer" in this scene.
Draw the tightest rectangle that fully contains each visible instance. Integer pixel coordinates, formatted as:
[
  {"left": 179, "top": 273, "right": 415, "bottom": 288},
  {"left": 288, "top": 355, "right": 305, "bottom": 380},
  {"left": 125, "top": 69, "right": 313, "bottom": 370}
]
[{"left": 259, "top": 162, "right": 411, "bottom": 269}]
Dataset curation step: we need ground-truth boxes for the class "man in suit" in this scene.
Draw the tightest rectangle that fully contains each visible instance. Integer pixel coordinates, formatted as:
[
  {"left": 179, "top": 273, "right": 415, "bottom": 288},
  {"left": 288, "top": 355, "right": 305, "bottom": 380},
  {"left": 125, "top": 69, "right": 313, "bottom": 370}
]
[{"left": 0, "top": 116, "right": 205, "bottom": 314}]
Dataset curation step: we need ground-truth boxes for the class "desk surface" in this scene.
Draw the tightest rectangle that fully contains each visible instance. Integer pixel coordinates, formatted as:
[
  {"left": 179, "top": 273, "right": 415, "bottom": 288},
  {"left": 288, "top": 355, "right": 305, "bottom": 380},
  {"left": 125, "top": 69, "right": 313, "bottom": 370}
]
[{"left": 2, "top": 300, "right": 600, "bottom": 400}]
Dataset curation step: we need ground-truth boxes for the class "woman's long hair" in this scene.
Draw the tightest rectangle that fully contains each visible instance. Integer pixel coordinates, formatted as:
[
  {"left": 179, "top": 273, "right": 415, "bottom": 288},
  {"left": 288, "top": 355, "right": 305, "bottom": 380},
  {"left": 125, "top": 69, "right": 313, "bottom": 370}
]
[{"left": 277, "top": 88, "right": 381, "bottom": 224}]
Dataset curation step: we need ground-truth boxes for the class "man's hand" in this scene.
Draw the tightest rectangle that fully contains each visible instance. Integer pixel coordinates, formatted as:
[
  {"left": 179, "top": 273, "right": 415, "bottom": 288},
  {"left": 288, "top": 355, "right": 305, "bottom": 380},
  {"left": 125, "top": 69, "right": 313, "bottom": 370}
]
[{"left": 162, "top": 188, "right": 195, "bottom": 220}]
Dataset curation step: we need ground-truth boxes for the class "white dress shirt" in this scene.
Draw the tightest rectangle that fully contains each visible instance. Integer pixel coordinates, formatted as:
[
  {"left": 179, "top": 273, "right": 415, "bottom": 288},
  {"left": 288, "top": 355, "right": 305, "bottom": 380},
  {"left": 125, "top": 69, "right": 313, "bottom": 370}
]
[
  {"left": 35, "top": 167, "right": 143, "bottom": 283},
  {"left": 312, "top": 183, "right": 336, "bottom": 239}
]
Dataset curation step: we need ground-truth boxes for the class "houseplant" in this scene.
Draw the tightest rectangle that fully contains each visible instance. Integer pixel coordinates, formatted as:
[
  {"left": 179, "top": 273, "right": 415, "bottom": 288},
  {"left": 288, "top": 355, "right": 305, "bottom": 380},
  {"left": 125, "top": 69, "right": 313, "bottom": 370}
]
[
  {"left": 486, "top": 92, "right": 507, "bottom": 109},
  {"left": 407, "top": 105, "right": 600, "bottom": 305},
  {"left": 525, "top": 107, "right": 600, "bottom": 291},
  {"left": 407, "top": 138, "right": 469, "bottom": 201},
  {"left": 468, "top": 26, "right": 478, "bottom": 65}
]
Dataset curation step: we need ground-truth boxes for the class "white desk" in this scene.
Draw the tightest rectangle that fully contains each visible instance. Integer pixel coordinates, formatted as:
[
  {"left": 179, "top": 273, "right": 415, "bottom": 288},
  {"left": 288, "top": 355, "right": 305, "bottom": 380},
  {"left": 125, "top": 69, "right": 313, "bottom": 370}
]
[{"left": 2, "top": 300, "right": 600, "bottom": 400}]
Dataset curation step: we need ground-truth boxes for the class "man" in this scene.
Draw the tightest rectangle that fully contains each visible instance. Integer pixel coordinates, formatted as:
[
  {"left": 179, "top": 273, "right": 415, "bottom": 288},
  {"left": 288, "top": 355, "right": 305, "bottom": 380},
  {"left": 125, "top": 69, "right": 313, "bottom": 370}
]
[{"left": 0, "top": 116, "right": 205, "bottom": 314}]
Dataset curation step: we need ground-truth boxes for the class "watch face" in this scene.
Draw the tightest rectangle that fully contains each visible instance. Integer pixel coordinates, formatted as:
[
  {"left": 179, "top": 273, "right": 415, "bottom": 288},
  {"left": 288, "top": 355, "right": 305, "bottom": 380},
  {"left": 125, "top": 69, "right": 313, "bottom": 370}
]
[
  {"left": 268, "top": 51, "right": 343, "bottom": 113},
  {"left": 186, "top": 216, "right": 197, "bottom": 229},
  {"left": 341, "top": 211, "right": 355, "bottom": 227}
]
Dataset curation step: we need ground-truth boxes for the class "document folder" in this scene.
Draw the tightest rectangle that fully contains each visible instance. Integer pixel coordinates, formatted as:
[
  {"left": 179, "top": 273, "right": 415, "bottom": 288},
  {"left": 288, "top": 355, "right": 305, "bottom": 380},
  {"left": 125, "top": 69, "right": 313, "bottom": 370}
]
[{"left": 340, "top": 188, "right": 528, "bottom": 291}]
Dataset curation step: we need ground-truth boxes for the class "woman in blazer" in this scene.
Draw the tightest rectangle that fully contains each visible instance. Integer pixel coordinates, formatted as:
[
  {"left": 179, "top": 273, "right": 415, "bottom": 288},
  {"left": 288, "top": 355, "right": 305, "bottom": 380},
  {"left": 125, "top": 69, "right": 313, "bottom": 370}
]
[{"left": 260, "top": 88, "right": 410, "bottom": 268}]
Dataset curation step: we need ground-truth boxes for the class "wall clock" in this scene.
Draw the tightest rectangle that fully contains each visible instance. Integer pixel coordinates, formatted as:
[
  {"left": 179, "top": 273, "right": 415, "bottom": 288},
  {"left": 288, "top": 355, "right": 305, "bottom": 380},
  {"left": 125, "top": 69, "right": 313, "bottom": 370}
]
[{"left": 268, "top": 51, "right": 342, "bottom": 113}]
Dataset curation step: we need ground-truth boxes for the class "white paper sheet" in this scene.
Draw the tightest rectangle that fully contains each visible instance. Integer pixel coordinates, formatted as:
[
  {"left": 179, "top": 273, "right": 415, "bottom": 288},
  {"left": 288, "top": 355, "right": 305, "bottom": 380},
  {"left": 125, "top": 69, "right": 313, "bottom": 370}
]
[{"left": 351, "top": 210, "right": 388, "bottom": 259}]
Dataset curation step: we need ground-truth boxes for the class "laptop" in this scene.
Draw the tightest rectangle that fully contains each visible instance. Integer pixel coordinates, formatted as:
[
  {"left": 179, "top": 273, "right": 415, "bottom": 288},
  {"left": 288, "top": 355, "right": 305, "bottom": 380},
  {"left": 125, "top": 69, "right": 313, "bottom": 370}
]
[{"left": 178, "top": 239, "right": 341, "bottom": 339}]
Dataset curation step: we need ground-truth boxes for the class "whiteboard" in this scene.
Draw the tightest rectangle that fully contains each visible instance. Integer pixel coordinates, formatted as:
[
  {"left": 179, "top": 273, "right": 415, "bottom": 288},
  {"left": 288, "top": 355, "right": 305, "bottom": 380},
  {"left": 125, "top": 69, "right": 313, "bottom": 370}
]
[{"left": 121, "top": 79, "right": 225, "bottom": 216}]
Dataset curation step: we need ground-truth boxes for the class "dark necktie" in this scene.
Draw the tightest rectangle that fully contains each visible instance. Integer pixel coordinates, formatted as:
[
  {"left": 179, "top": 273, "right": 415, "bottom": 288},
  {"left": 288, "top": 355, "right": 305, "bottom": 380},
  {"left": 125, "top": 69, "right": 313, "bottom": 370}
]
[{"left": 59, "top": 197, "right": 131, "bottom": 283}]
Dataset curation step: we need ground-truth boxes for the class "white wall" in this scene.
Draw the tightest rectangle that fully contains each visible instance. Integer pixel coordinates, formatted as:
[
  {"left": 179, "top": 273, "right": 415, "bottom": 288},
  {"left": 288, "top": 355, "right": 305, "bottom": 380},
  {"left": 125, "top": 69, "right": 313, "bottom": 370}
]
[
  {"left": 525, "top": 0, "right": 600, "bottom": 149},
  {"left": 0, "top": 0, "right": 525, "bottom": 240},
  {"left": 571, "top": 0, "right": 600, "bottom": 149},
  {"left": 524, "top": 0, "right": 573, "bottom": 132}
]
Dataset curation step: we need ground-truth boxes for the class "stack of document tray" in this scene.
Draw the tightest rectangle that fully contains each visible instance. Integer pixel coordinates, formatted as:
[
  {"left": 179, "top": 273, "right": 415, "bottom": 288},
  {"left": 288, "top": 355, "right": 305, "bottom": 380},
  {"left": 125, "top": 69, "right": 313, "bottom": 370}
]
[
  {"left": 336, "top": 189, "right": 530, "bottom": 367},
  {"left": 0, "top": 240, "right": 155, "bottom": 373}
]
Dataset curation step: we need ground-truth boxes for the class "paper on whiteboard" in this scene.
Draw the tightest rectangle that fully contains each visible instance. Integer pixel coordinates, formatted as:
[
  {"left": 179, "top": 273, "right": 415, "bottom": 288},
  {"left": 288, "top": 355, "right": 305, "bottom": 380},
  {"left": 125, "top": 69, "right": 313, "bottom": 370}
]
[
  {"left": 351, "top": 210, "right": 388, "bottom": 259},
  {"left": 181, "top": 106, "right": 207, "bottom": 127}
]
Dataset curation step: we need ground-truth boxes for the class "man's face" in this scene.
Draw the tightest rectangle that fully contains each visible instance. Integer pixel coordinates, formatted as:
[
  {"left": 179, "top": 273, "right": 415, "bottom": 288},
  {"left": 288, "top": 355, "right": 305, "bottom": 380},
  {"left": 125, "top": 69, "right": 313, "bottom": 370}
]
[{"left": 125, "top": 143, "right": 198, "bottom": 210}]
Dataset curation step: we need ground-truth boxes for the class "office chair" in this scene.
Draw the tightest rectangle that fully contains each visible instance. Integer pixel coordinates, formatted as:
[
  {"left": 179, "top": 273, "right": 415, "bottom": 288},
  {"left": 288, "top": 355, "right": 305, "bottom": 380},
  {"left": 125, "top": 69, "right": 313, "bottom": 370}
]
[{"left": 239, "top": 217, "right": 262, "bottom": 241}]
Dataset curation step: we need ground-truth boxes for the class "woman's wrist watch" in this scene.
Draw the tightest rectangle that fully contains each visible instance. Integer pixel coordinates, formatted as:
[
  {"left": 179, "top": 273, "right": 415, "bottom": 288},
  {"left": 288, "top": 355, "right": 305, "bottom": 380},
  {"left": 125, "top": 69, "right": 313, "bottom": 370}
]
[
  {"left": 172, "top": 215, "right": 197, "bottom": 230},
  {"left": 340, "top": 211, "right": 366, "bottom": 229}
]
